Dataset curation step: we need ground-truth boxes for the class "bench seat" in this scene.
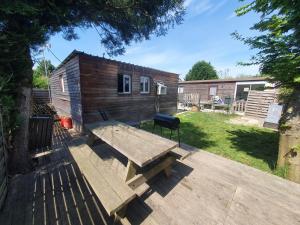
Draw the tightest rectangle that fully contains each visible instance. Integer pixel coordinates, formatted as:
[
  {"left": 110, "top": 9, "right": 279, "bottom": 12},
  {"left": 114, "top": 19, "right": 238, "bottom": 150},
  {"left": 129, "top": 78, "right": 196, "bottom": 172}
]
[{"left": 68, "top": 137, "right": 137, "bottom": 217}]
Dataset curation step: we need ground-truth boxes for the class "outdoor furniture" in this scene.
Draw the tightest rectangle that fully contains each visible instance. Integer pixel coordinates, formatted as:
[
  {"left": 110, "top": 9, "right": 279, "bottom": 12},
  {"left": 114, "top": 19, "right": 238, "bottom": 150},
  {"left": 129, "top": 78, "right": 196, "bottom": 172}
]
[
  {"left": 98, "top": 109, "right": 141, "bottom": 128},
  {"left": 85, "top": 120, "right": 178, "bottom": 184},
  {"left": 68, "top": 137, "right": 136, "bottom": 218},
  {"left": 153, "top": 113, "right": 181, "bottom": 146}
]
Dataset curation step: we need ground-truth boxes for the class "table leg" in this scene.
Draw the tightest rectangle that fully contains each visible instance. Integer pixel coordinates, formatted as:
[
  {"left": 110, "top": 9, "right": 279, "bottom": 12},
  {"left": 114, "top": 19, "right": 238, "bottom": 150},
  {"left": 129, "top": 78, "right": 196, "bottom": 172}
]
[{"left": 125, "top": 160, "right": 138, "bottom": 182}]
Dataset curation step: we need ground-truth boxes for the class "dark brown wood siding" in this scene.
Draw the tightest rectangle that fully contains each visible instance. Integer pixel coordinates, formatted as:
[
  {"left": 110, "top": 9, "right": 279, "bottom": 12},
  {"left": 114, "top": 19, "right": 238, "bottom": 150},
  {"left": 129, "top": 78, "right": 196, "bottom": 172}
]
[
  {"left": 50, "top": 56, "right": 83, "bottom": 131},
  {"left": 179, "top": 82, "right": 236, "bottom": 101},
  {"left": 79, "top": 54, "right": 178, "bottom": 123}
]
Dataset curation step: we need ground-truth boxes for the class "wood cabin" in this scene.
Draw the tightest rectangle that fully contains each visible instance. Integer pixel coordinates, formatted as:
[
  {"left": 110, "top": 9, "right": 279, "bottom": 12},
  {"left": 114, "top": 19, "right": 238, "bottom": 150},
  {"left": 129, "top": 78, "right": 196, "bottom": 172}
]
[
  {"left": 50, "top": 50, "right": 179, "bottom": 131},
  {"left": 178, "top": 77, "right": 273, "bottom": 103}
]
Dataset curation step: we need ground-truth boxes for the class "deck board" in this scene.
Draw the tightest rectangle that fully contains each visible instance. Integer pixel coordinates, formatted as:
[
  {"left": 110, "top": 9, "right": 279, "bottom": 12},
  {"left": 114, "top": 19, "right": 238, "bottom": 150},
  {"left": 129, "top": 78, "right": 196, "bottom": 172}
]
[
  {"left": 125, "top": 146, "right": 300, "bottom": 225},
  {"left": 1, "top": 123, "right": 300, "bottom": 225}
]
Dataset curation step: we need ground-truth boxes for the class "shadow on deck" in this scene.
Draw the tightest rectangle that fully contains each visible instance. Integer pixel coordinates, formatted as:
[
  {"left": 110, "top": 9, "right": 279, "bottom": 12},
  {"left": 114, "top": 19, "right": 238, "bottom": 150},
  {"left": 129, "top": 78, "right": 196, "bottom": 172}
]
[
  {"left": 0, "top": 123, "right": 112, "bottom": 225},
  {"left": 1, "top": 123, "right": 300, "bottom": 225}
]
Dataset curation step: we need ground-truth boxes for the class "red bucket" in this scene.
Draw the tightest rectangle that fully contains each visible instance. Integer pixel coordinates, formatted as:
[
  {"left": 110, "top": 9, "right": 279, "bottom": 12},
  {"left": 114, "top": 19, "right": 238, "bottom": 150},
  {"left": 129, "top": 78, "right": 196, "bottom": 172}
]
[
  {"left": 60, "top": 117, "right": 73, "bottom": 129},
  {"left": 59, "top": 117, "right": 64, "bottom": 127},
  {"left": 64, "top": 117, "right": 73, "bottom": 129}
]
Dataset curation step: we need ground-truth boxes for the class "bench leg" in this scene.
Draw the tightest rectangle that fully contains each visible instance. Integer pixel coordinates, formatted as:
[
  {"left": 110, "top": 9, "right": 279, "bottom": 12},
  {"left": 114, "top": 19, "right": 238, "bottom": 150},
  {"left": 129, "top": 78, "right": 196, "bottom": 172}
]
[
  {"left": 126, "top": 156, "right": 176, "bottom": 189},
  {"left": 164, "top": 165, "right": 172, "bottom": 178},
  {"left": 125, "top": 160, "right": 138, "bottom": 182},
  {"left": 115, "top": 205, "right": 128, "bottom": 218},
  {"left": 87, "top": 132, "right": 97, "bottom": 146}
]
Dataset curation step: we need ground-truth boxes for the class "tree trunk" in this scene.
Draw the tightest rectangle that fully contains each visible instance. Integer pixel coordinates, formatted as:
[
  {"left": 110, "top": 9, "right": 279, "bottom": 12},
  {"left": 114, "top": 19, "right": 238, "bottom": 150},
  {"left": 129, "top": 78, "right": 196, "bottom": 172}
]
[
  {"left": 8, "top": 47, "right": 33, "bottom": 174},
  {"left": 277, "top": 89, "right": 300, "bottom": 183}
]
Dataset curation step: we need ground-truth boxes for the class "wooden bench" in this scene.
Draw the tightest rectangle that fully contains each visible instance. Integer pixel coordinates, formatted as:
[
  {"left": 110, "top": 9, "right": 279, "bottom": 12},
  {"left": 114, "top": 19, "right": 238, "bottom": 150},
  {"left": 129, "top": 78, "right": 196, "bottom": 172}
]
[{"left": 68, "top": 137, "right": 137, "bottom": 217}]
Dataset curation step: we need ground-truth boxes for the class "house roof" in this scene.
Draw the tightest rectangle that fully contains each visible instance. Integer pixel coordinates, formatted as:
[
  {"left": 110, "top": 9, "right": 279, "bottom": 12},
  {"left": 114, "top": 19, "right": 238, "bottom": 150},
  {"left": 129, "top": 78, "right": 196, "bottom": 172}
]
[
  {"left": 178, "top": 77, "right": 268, "bottom": 84},
  {"left": 53, "top": 50, "right": 179, "bottom": 76}
]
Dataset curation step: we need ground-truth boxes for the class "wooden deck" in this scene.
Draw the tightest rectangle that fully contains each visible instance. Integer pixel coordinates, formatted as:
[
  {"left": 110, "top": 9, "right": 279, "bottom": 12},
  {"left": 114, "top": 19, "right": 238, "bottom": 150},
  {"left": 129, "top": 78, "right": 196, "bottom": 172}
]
[
  {"left": 1, "top": 123, "right": 300, "bottom": 225},
  {"left": 0, "top": 124, "right": 113, "bottom": 225}
]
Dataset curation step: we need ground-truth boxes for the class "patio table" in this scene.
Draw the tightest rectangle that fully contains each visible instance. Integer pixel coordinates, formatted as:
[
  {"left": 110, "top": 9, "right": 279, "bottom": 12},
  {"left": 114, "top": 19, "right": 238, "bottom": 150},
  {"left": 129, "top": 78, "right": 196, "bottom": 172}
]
[{"left": 85, "top": 120, "right": 178, "bottom": 186}]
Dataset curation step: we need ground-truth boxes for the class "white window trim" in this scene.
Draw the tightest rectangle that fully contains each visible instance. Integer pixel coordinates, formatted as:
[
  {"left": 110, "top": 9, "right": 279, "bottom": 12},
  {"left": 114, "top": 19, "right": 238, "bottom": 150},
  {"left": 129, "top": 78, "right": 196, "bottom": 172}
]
[
  {"left": 234, "top": 81, "right": 267, "bottom": 100},
  {"left": 178, "top": 86, "right": 184, "bottom": 93},
  {"left": 140, "top": 76, "right": 150, "bottom": 94},
  {"left": 123, "top": 74, "right": 131, "bottom": 94},
  {"left": 209, "top": 86, "right": 217, "bottom": 96},
  {"left": 60, "top": 75, "right": 65, "bottom": 93}
]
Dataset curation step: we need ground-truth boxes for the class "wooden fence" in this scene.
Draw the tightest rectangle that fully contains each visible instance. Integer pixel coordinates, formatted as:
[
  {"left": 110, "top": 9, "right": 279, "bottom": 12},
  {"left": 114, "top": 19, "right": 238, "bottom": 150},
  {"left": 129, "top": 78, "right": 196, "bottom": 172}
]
[
  {"left": 32, "top": 88, "right": 50, "bottom": 104},
  {"left": 178, "top": 93, "right": 201, "bottom": 107},
  {"left": 245, "top": 90, "right": 277, "bottom": 118},
  {"left": 232, "top": 100, "right": 246, "bottom": 113},
  {"left": 0, "top": 108, "right": 8, "bottom": 210},
  {"left": 29, "top": 116, "right": 54, "bottom": 151}
]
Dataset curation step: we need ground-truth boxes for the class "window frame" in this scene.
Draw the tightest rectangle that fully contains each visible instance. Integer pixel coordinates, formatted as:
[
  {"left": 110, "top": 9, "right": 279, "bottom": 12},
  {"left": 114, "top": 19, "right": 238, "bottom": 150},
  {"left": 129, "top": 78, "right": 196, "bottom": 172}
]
[
  {"left": 178, "top": 86, "right": 184, "bottom": 93},
  {"left": 59, "top": 74, "right": 65, "bottom": 93},
  {"left": 118, "top": 74, "right": 132, "bottom": 94},
  {"left": 209, "top": 86, "right": 217, "bottom": 96},
  {"left": 140, "top": 76, "right": 150, "bottom": 94}
]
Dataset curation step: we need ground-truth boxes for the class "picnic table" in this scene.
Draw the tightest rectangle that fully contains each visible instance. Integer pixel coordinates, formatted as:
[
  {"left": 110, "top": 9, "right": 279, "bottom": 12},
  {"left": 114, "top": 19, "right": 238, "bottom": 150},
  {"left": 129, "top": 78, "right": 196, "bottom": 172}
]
[
  {"left": 68, "top": 120, "right": 184, "bottom": 220},
  {"left": 85, "top": 120, "right": 178, "bottom": 182}
]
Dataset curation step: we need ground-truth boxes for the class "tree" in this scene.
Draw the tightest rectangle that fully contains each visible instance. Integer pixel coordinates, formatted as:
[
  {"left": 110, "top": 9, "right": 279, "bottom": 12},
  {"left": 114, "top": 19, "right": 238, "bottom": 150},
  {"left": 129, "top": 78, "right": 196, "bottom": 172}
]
[
  {"left": 0, "top": 1, "right": 185, "bottom": 173},
  {"left": 34, "top": 60, "right": 55, "bottom": 78},
  {"left": 233, "top": 0, "right": 300, "bottom": 182},
  {"left": 33, "top": 60, "right": 55, "bottom": 89},
  {"left": 185, "top": 61, "right": 218, "bottom": 81},
  {"left": 232, "top": 1, "right": 300, "bottom": 87}
]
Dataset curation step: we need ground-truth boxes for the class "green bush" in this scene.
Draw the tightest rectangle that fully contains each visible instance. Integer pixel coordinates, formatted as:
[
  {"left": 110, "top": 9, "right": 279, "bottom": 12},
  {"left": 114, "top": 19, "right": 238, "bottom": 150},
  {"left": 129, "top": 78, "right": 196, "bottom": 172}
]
[{"left": 33, "top": 73, "right": 48, "bottom": 89}]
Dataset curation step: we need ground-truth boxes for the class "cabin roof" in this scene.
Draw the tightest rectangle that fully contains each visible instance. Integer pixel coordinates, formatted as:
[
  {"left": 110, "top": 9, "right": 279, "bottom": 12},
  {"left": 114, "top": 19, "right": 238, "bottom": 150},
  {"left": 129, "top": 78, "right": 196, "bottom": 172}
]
[{"left": 53, "top": 50, "right": 179, "bottom": 76}]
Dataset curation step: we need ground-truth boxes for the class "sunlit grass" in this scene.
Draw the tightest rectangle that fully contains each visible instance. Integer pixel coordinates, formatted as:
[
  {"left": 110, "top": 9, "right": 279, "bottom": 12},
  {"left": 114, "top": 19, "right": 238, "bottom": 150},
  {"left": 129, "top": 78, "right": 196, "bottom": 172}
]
[{"left": 141, "top": 111, "right": 285, "bottom": 177}]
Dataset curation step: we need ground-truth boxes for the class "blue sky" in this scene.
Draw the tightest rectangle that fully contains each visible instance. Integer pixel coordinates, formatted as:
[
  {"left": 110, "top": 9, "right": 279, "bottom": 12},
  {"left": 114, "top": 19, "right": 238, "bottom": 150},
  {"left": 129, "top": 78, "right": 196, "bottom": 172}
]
[{"left": 41, "top": 0, "right": 261, "bottom": 80}]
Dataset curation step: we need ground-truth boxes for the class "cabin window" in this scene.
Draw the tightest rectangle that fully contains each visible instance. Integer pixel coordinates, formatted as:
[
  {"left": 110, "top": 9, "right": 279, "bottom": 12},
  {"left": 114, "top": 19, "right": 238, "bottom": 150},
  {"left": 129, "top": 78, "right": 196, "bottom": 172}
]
[
  {"left": 59, "top": 74, "right": 65, "bottom": 92},
  {"left": 118, "top": 74, "right": 131, "bottom": 94},
  {"left": 209, "top": 86, "right": 217, "bottom": 96},
  {"left": 178, "top": 87, "right": 184, "bottom": 93},
  {"left": 140, "top": 76, "right": 150, "bottom": 93}
]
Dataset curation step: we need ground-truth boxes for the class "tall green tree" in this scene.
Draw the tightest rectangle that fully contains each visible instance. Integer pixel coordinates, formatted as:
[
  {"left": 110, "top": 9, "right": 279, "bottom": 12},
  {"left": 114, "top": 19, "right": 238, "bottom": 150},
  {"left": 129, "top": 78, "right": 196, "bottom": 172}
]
[
  {"left": 34, "top": 60, "right": 55, "bottom": 78},
  {"left": 232, "top": 1, "right": 300, "bottom": 87},
  {"left": 233, "top": 0, "right": 300, "bottom": 182},
  {"left": 33, "top": 60, "right": 55, "bottom": 89},
  {"left": 185, "top": 61, "right": 218, "bottom": 81},
  {"left": 0, "top": 1, "right": 185, "bottom": 173}
]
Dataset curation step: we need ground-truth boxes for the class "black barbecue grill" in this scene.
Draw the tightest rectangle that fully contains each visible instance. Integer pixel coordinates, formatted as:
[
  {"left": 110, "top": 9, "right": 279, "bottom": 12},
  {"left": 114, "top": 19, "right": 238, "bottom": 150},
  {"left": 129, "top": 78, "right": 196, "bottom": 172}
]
[{"left": 153, "top": 113, "right": 180, "bottom": 146}]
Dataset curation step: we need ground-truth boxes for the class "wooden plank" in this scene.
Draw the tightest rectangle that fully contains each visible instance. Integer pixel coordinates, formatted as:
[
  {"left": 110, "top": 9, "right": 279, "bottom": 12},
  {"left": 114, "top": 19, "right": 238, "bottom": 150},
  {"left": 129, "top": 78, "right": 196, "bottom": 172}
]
[
  {"left": 68, "top": 138, "right": 136, "bottom": 216},
  {"left": 132, "top": 183, "right": 150, "bottom": 197},
  {"left": 85, "top": 121, "right": 177, "bottom": 167},
  {"left": 126, "top": 156, "right": 176, "bottom": 189},
  {"left": 125, "top": 160, "right": 138, "bottom": 182},
  {"left": 170, "top": 147, "right": 194, "bottom": 160}
]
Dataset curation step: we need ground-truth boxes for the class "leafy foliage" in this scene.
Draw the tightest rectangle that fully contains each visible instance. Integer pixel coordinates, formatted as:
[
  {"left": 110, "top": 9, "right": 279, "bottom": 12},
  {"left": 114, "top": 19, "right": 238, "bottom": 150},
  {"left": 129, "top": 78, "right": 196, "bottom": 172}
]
[
  {"left": 0, "top": 75, "right": 18, "bottom": 134},
  {"left": 32, "top": 60, "right": 55, "bottom": 89},
  {"left": 232, "top": 0, "right": 300, "bottom": 88},
  {"left": 33, "top": 60, "right": 55, "bottom": 77},
  {"left": 33, "top": 74, "right": 48, "bottom": 89},
  {"left": 185, "top": 61, "right": 218, "bottom": 81}
]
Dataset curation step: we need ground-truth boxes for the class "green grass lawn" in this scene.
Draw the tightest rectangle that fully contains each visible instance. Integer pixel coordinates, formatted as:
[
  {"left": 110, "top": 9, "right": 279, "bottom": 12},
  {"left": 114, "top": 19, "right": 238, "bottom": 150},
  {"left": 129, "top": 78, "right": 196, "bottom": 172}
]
[{"left": 141, "top": 112, "right": 286, "bottom": 177}]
